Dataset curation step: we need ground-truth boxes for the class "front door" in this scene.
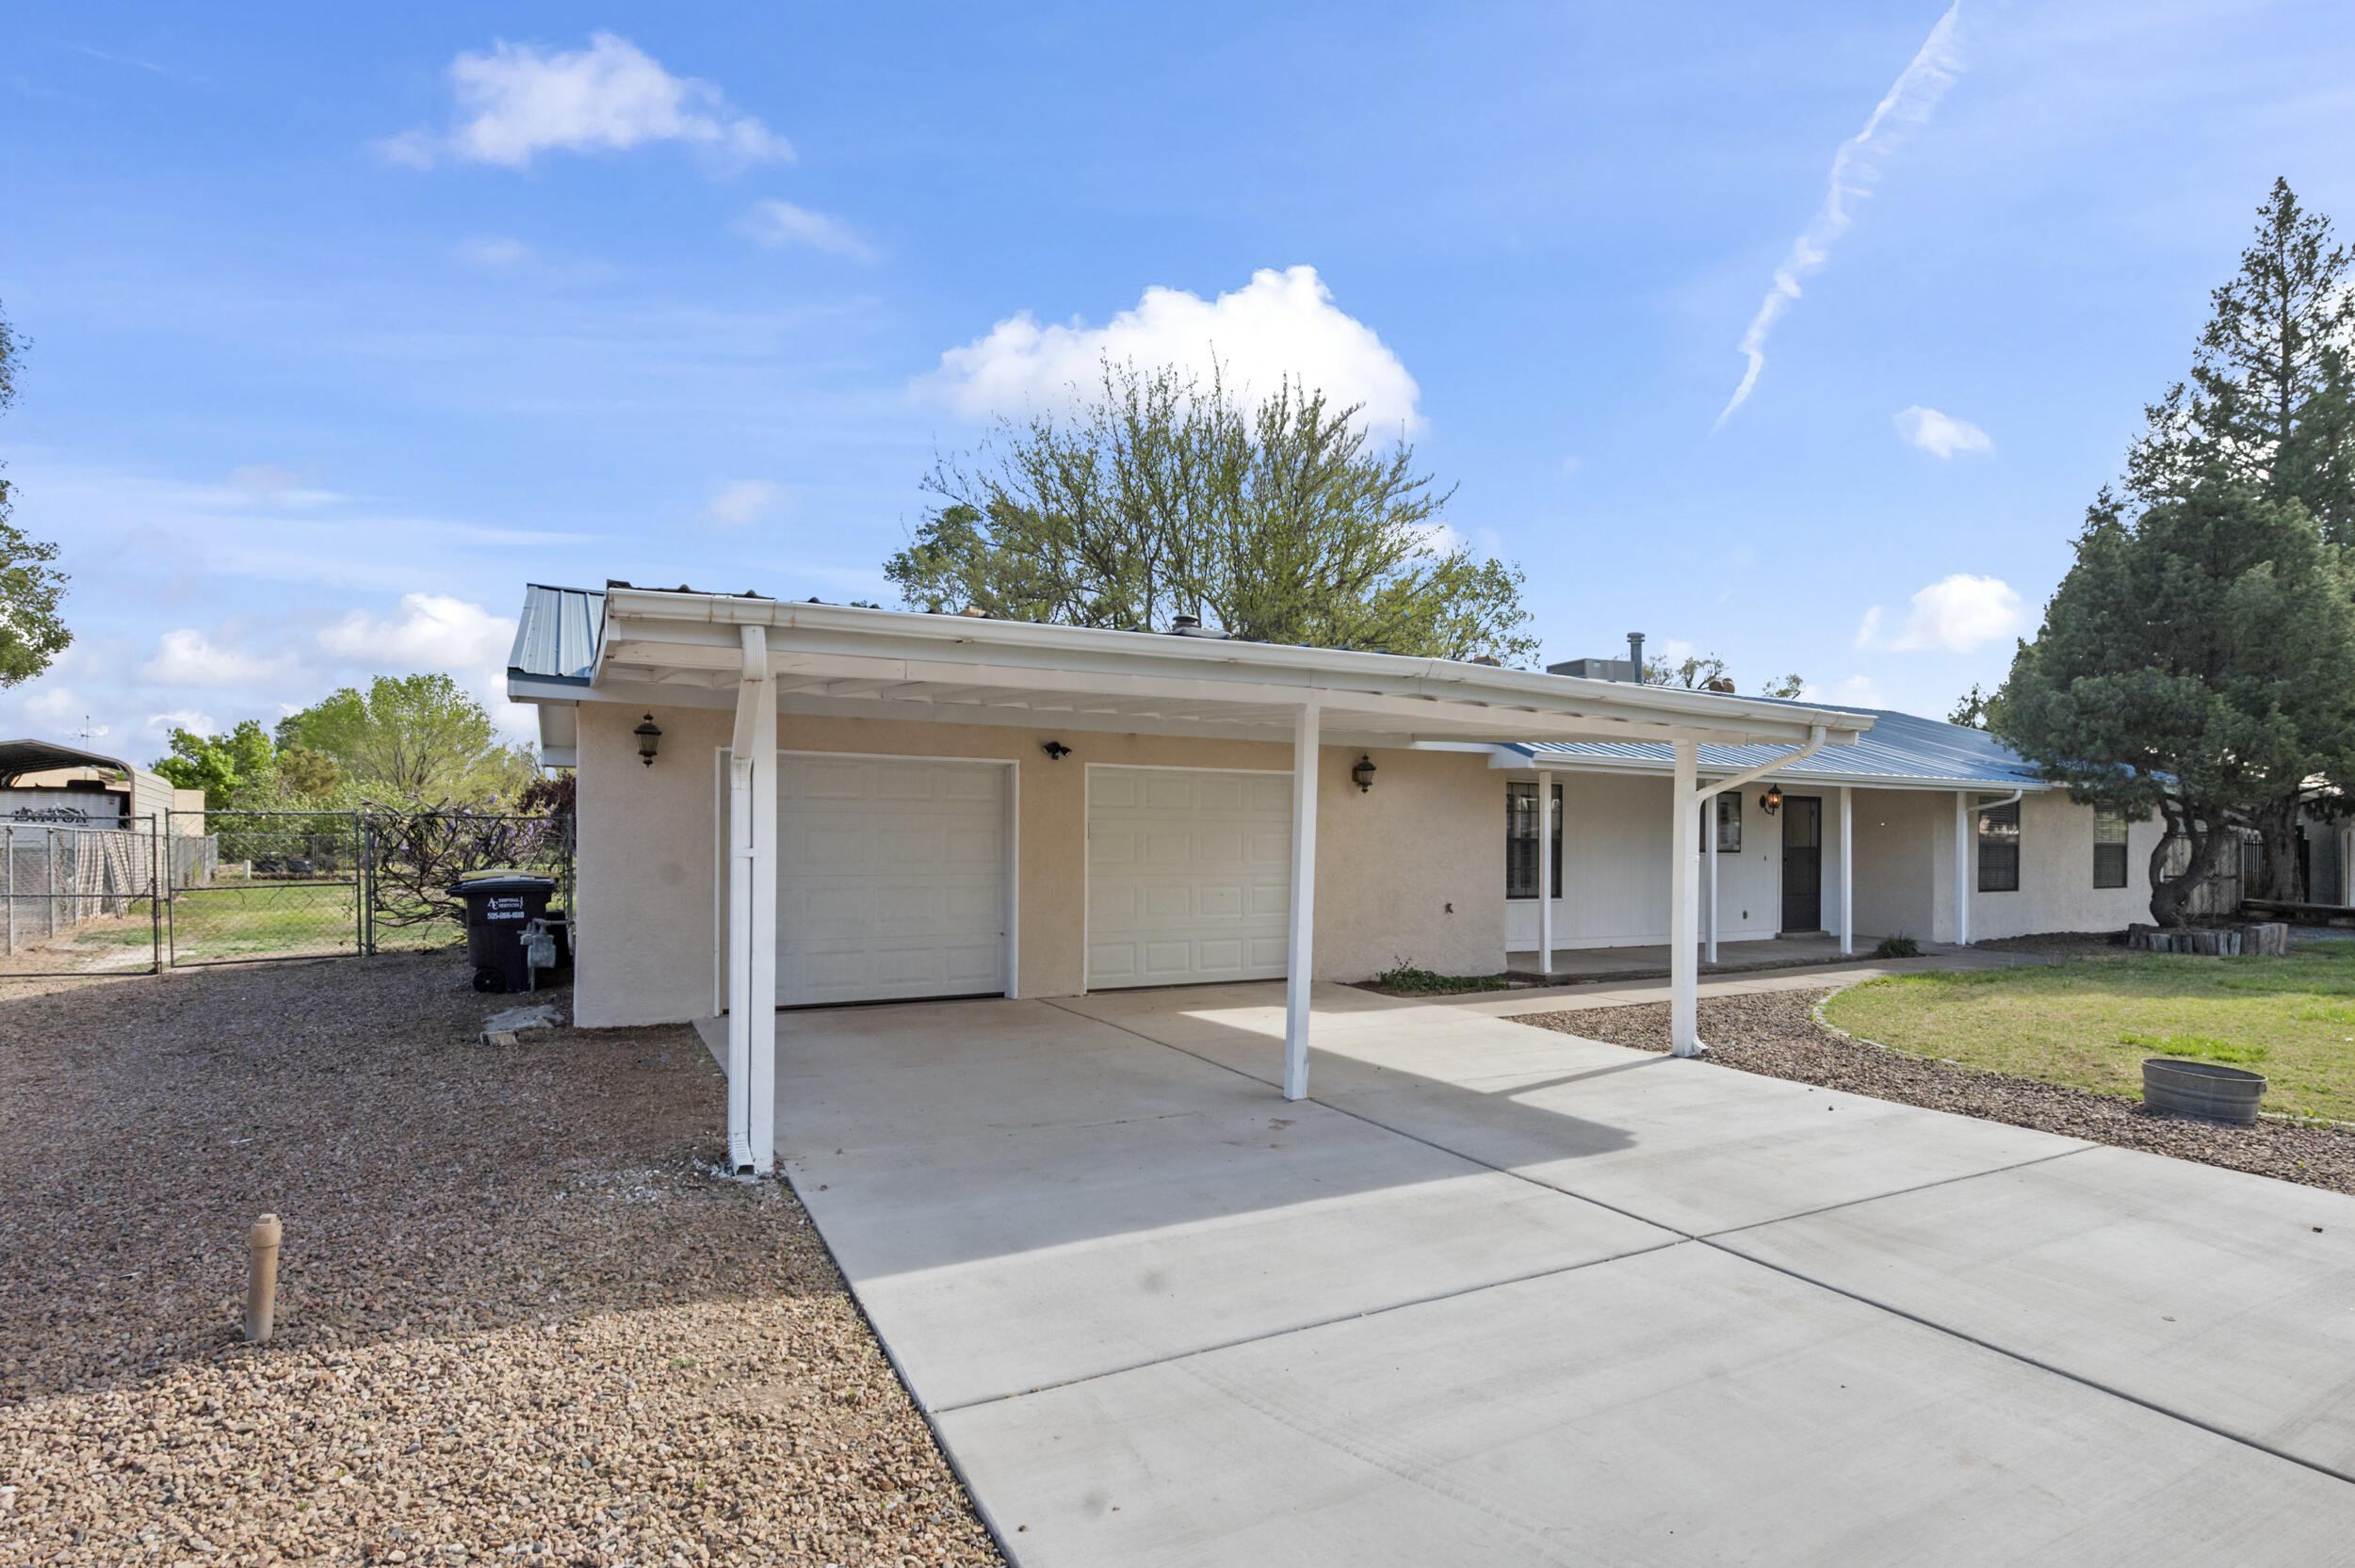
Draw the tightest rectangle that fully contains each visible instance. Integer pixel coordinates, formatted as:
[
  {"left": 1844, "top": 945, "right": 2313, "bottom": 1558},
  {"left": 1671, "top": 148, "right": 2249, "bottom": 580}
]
[{"left": 1781, "top": 796, "right": 1823, "bottom": 932}]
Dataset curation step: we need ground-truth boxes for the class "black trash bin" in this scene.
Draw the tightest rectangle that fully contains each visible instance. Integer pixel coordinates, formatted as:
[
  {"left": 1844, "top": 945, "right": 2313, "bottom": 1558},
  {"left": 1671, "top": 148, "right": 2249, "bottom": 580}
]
[{"left": 448, "top": 872, "right": 558, "bottom": 994}]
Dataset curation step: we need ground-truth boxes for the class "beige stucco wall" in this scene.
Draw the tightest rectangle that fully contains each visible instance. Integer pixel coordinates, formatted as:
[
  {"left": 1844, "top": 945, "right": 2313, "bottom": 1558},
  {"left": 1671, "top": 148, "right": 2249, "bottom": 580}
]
[
  {"left": 571, "top": 701, "right": 1502, "bottom": 1027},
  {"left": 1848, "top": 785, "right": 2165, "bottom": 944}
]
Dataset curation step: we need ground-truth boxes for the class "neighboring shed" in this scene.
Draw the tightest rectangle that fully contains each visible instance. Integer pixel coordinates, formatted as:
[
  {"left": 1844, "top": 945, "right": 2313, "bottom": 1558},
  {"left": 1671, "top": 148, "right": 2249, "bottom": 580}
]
[{"left": 0, "top": 739, "right": 184, "bottom": 828}]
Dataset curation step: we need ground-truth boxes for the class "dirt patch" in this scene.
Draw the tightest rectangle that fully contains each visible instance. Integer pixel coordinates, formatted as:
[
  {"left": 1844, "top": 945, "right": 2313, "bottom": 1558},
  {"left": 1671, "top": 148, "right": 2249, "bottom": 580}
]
[
  {"left": 1964, "top": 930, "right": 2131, "bottom": 960},
  {"left": 0, "top": 953, "right": 1000, "bottom": 1566},
  {"left": 1515, "top": 986, "right": 2355, "bottom": 1196}
]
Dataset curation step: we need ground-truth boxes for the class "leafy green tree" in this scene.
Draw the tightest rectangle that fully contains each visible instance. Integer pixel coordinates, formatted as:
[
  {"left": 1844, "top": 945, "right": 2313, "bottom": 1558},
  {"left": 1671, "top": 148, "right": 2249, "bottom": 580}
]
[
  {"left": 1948, "top": 685, "right": 2002, "bottom": 729},
  {"left": 0, "top": 303, "right": 70, "bottom": 687},
  {"left": 1760, "top": 673, "right": 1807, "bottom": 700},
  {"left": 278, "top": 673, "right": 535, "bottom": 805},
  {"left": 153, "top": 719, "right": 281, "bottom": 808},
  {"left": 886, "top": 360, "right": 1539, "bottom": 663},
  {"left": 1996, "top": 482, "right": 2355, "bottom": 925},
  {"left": 1643, "top": 652, "right": 1730, "bottom": 689}
]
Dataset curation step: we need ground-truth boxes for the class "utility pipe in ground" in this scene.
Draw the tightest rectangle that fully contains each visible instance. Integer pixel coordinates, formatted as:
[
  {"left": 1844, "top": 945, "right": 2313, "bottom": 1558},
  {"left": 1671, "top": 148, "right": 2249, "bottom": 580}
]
[{"left": 246, "top": 1213, "right": 281, "bottom": 1344}]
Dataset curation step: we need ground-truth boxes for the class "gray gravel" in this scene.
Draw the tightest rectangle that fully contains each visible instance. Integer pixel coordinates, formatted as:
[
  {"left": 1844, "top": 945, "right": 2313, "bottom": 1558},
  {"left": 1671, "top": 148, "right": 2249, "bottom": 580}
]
[
  {"left": 0, "top": 951, "right": 1001, "bottom": 1567},
  {"left": 1517, "top": 987, "right": 2355, "bottom": 1196}
]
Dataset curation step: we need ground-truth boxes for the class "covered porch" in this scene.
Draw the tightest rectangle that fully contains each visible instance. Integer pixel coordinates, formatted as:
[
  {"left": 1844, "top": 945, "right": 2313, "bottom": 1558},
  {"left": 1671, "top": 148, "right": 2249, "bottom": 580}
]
[
  {"left": 1492, "top": 706, "right": 2058, "bottom": 975},
  {"left": 513, "top": 585, "right": 1875, "bottom": 1173}
]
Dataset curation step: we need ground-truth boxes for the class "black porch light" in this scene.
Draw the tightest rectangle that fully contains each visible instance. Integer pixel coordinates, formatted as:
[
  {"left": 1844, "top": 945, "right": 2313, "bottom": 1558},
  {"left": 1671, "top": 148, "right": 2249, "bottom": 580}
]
[
  {"left": 634, "top": 714, "right": 662, "bottom": 766},
  {"left": 1759, "top": 783, "right": 1782, "bottom": 815},
  {"left": 1041, "top": 740, "right": 1072, "bottom": 761},
  {"left": 1352, "top": 754, "right": 1377, "bottom": 793}
]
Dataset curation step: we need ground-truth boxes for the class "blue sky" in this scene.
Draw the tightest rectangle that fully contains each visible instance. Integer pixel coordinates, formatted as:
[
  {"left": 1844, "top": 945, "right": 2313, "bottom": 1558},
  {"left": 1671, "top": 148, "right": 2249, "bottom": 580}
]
[{"left": 4, "top": 1, "right": 2352, "bottom": 756}]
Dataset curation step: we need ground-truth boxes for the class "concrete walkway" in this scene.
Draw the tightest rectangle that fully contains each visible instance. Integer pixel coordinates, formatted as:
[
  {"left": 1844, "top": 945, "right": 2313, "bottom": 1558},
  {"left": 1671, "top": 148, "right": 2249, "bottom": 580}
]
[{"left": 775, "top": 983, "right": 2355, "bottom": 1565}]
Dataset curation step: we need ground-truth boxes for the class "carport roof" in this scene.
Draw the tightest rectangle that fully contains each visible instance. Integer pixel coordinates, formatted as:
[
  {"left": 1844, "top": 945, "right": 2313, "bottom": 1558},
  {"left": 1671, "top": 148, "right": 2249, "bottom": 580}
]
[
  {"left": 507, "top": 582, "right": 1877, "bottom": 750},
  {"left": 0, "top": 738, "right": 138, "bottom": 785},
  {"left": 1502, "top": 702, "right": 2046, "bottom": 791}
]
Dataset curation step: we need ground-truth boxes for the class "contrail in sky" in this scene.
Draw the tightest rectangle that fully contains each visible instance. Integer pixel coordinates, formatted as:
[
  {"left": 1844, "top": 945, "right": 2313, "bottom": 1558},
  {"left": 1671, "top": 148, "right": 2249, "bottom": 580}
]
[{"left": 1713, "top": 3, "right": 1966, "bottom": 430}]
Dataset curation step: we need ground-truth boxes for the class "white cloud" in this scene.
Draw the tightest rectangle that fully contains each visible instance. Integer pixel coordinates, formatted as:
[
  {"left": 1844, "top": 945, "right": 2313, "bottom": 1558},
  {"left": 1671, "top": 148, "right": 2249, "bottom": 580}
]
[
  {"left": 317, "top": 593, "right": 516, "bottom": 671},
  {"left": 457, "top": 236, "right": 534, "bottom": 269},
  {"left": 1715, "top": 3, "right": 1965, "bottom": 428},
  {"left": 381, "top": 32, "right": 791, "bottom": 170},
  {"left": 141, "top": 629, "right": 294, "bottom": 687},
  {"left": 1857, "top": 574, "right": 2024, "bottom": 654},
  {"left": 144, "top": 709, "right": 218, "bottom": 740},
  {"left": 740, "top": 200, "right": 876, "bottom": 261},
  {"left": 923, "top": 265, "right": 1424, "bottom": 436},
  {"left": 706, "top": 479, "right": 785, "bottom": 526},
  {"left": 1894, "top": 405, "right": 1992, "bottom": 458}
]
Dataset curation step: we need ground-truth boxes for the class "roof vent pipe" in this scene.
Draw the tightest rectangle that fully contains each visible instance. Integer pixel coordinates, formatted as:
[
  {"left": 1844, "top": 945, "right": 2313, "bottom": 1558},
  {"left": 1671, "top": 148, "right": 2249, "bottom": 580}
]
[{"left": 1627, "top": 632, "right": 1646, "bottom": 684}]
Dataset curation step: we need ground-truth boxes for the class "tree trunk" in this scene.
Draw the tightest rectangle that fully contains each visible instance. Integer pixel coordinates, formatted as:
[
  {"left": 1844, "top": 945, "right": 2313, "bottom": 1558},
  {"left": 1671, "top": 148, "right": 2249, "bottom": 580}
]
[
  {"left": 2251, "top": 797, "right": 2308, "bottom": 903},
  {"left": 2149, "top": 802, "right": 2227, "bottom": 928}
]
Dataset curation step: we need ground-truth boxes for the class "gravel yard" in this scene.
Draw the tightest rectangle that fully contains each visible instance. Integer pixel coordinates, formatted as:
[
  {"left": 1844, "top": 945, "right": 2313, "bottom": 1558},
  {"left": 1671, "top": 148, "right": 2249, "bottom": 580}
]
[
  {"left": 0, "top": 952, "right": 1001, "bottom": 1568},
  {"left": 1517, "top": 986, "right": 2355, "bottom": 1197}
]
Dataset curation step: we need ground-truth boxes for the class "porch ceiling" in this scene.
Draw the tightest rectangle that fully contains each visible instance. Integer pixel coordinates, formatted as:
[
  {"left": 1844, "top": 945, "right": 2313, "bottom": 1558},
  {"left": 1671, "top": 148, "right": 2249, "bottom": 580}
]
[{"left": 548, "top": 589, "right": 1876, "bottom": 750}]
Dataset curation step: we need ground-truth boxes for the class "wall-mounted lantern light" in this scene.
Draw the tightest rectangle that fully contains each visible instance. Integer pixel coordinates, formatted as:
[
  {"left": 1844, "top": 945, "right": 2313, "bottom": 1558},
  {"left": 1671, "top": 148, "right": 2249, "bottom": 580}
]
[
  {"left": 1759, "top": 784, "right": 1782, "bottom": 815},
  {"left": 1352, "top": 755, "right": 1377, "bottom": 793},
  {"left": 634, "top": 714, "right": 662, "bottom": 767},
  {"left": 1041, "top": 740, "right": 1072, "bottom": 761}
]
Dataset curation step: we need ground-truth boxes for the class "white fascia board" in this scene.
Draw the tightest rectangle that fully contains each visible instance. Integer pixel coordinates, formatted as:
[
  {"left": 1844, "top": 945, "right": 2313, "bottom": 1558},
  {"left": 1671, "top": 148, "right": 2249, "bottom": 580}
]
[
  {"left": 1502, "top": 748, "right": 2049, "bottom": 793},
  {"left": 595, "top": 590, "right": 1876, "bottom": 748}
]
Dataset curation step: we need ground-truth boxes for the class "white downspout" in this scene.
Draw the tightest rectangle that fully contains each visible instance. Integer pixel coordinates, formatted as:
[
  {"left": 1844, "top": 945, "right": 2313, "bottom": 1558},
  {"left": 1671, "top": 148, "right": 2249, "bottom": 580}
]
[
  {"left": 1705, "top": 790, "right": 1720, "bottom": 964},
  {"left": 1956, "top": 788, "right": 2022, "bottom": 947},
  {"left": 1672, "top": 726, "right": 1827, "bottom": 1057}
]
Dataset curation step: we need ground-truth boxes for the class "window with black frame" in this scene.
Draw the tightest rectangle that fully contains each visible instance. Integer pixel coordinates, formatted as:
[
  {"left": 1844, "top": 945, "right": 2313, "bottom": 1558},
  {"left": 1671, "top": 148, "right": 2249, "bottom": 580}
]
[
  {"left": 2093, "top": 805, "right": 2129, "bottom": 888},
  {"left": 1978, "top": 797, "right": 2022, "bottom": 892},
  {"left": 1716, "top": 792, "right": 1742, "bottom": 853},
  {"left": 1505, "top": 781, "right": 1563, "bottom": 899}
]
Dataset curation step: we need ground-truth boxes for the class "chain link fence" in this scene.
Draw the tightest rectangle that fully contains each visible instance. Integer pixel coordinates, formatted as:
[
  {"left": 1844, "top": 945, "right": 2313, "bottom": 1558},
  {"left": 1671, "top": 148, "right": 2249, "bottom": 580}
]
[
  {"left": 0, "top": 817, "right": 162, "bottom": 978},
  {"left": 0, "top": 808, "right": 573, "bottom": 979}
]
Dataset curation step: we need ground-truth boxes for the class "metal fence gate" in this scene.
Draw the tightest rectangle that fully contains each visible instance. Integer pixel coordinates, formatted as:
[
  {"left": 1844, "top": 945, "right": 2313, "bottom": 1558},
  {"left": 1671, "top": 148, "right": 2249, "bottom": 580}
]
[{"left": 166, "top": 809, "right": 365, "bottom": 966}]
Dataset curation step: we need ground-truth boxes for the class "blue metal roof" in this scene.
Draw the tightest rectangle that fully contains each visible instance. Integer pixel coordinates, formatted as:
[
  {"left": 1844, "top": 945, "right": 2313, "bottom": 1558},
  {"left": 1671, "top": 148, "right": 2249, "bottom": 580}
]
[
  {"left": 1511, "top": 701, "right": 2044, "bottom": 791},
  {"left": 508, "top": 584, "right": 606, "bottom": 685}
]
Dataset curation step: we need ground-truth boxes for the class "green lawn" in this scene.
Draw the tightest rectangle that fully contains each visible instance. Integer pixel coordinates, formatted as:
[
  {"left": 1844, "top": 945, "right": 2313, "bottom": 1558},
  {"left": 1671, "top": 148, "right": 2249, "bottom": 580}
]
[{"left": 1821, "top": 943, "right": 2355, "bottom": 1123}]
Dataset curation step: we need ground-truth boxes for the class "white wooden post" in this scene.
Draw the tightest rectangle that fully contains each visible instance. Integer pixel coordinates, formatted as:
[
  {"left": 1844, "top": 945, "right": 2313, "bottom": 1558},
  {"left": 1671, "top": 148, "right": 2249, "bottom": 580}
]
[
  {"left": 1670, "top": 740, "right": 1702, "bottom": 1056},
  {"left": 1953, "top": 790, "right": 1971, "bottom": 946},
  {"left": 1839, "top": 784, "right": 1854, "bottom": 957},
  {"left": 1704, "top": 790, "right": 1719, "bottom": 964},
  {"left": 726, "top": 624, "right": 780, "bottom": 1175},
  {"left": 725, "top": 748, "right": 755, "bottom": 1171},
  {"left": 748, "top": 679, "right": 778, "bottom": 1171},
  {"left": 1537, "top": 768, "right": 1554, "bottom": 975},
  {"left": 1284, "top": 701, "right": 1321, "bottom": 1101}
]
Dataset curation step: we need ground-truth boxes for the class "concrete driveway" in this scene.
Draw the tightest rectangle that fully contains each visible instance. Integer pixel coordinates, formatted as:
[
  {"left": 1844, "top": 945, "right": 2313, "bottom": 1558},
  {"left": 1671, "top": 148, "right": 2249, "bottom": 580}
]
[{"left": 775, "top": 982, "right": 2355, "bottom": 1565}]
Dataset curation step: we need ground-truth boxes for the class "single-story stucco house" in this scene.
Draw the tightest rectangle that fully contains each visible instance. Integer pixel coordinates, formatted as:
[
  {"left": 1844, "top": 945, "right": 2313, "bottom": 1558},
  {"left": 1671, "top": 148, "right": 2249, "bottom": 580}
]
[{"left": 507, "top": 582, "right": 2166, "bottom": 1173}]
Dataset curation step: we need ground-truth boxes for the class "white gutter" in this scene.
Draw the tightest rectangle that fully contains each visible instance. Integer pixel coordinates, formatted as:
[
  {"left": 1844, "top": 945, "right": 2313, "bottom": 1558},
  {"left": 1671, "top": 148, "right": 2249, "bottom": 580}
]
[{"left": 599, "top": 588, "right": 1872, "bottom": 749}]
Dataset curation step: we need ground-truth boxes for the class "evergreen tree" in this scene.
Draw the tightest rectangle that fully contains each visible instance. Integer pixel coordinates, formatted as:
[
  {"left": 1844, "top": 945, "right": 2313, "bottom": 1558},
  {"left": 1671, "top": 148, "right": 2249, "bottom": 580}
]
[{"left": 1998, "top": 482, "right": 2355, "bottom": 925}]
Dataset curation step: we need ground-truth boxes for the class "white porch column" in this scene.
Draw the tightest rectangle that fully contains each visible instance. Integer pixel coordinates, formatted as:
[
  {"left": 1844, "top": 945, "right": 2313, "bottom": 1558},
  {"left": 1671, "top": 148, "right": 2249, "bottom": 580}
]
[
  {"left": 1839, "top": 784, "right": 1854, "bottom": 957},
  {"left": 726, "top": 625, "right": 779, "bottom": 1175},
  {"left": 1670, "top": 739, "right": 1702, "bottom": 1056},
  {"left": 1704, "top": 790, "right": 1720, "bottom": 964},
  {"left": 1953, "top": 790, "right": 1972, "bottom": 946},
  {"left": 747, "top": 674, "right": 778, "bottom": 1171},
  {"left": 1537, "top": 768, "right": 1554, "bottom": 975},
  {"left": 1284, "top": 701, "right": 1321, "bottom": 1101}
]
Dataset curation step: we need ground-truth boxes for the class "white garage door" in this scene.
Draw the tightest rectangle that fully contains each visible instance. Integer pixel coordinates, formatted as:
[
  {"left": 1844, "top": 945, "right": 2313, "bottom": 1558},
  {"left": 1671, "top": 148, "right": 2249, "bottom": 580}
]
[
  {"left": 1087, "top": 766, "right": 1291, "bottom": 989},
  {"left": 776, "top": 756, "right": 1009, "bottom": 1008}
]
